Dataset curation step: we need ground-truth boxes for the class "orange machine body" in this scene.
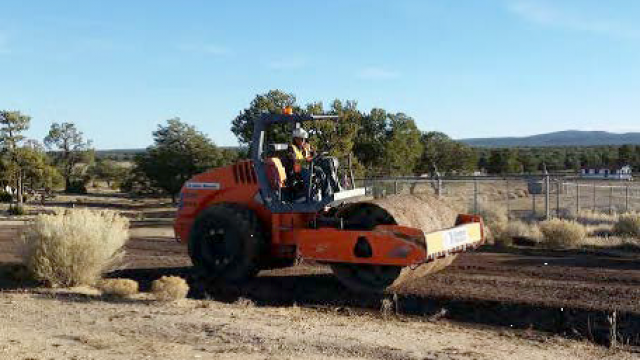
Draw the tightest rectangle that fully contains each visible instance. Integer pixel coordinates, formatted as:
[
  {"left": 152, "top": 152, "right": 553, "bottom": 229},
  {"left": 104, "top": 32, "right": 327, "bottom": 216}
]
[{"left": 175, "top": 160, "right": 483, "bottom": 268}]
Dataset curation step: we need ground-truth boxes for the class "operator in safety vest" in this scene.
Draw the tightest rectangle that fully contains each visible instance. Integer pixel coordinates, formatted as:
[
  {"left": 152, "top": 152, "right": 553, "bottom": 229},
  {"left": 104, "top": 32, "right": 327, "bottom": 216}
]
[
  {"left": 288, "top": 127, "right": 314, "bottom": 175},
  {"left": 286, "top": 127, "right": 340, "bottom": 200}
]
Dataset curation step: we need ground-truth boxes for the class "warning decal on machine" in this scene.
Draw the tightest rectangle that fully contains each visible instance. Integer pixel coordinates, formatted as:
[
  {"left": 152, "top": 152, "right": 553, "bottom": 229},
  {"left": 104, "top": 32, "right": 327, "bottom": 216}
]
[
  {"left": 443, "top": 227, "right": 469, "bottom": 249},
  {"left": 186, "top": 182, "right": 221, "bottom": 190}
]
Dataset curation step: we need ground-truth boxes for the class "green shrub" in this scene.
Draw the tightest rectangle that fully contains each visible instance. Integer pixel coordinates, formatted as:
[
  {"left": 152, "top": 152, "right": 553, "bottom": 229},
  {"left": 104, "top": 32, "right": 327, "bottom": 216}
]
[{"left": 65, "top": 180, "right": 87, "bottom": 194}]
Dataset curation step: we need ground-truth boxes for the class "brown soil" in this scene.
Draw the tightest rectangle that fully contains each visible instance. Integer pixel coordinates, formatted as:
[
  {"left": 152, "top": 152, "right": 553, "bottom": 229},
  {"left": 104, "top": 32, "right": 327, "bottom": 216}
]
[
  {"left": 1, "top": 290, "right": 626, "bottom": 360},
  {"left": 3, "top": 213, "right": 640, "bottom": 316},
  {"left": 3, "top": 196, "right": 640, "bottom": 357}
]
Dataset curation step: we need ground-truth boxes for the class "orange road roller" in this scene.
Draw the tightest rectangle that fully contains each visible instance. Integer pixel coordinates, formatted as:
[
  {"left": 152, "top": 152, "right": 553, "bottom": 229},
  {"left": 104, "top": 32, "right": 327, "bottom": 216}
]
[{"left": 174, "top": 111, "right": 484, "bottom": 292}]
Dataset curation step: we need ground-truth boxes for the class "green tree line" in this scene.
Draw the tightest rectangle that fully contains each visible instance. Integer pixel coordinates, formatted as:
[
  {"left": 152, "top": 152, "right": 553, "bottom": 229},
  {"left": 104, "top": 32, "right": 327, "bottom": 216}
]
[
  {"left": 7, "top": 89, "right": 639, "bottom": 205},
  {"left": 0, "top": 110, "right": 104, "bottom": 208},
  {"left": 476, "top": 145, "right": 640, "bottom": 174},
  {"left": 231, "top": 90, "right": 477, "bottom": 177}
]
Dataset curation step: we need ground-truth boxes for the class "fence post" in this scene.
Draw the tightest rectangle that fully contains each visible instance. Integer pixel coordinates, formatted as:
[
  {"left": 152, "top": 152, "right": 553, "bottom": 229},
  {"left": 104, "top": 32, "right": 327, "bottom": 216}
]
[
  {"left": 609, "top": 185, "right": 614, "bottom": 214},
  {"left": 531, "top": 193, "right": 536, "bottom": 217},
  {"left": 473, "top": 178, "right": 478, "bottom": 214},
  {"left": 544, "top": 175, "right": 550, "bottom": 220},
  {"left": 576, "top": 180, "right": 580, "bottom": 214},
  {"left": 626, "top": 184, "right": 630, "bottom": 213},
  {"left": 394, "top": 180, "right": 398, "bottom": 195},
  {"left": 506, "top": 178, "right": 511, "bottom": 215},
  {"left": 556, "top": 180, "right": 561, "bottom": 217}
]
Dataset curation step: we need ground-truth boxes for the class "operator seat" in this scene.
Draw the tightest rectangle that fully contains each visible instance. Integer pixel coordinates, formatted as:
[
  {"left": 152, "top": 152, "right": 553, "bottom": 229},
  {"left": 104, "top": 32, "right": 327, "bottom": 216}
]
[{"left": 265, "top": 157, "right": 287, "bottom": 189}]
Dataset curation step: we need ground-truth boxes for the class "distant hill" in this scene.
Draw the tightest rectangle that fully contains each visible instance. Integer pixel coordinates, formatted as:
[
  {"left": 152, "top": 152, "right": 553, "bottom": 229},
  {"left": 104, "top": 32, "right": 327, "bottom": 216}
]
[
  {"left": 95, "top": 148, "right": 146, "bottom": 160},
  {"left": 96, "top": 148, "right": 146, "bottom": 155},
  {"left": 459, "top": 130, "right": 640, "bottom": 148}
]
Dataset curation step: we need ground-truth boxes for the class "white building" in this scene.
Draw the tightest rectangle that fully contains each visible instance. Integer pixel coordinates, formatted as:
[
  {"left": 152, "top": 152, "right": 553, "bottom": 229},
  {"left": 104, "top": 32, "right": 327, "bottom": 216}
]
[{"left": 580, "top": 165, "right": 633, "bottom": 180}]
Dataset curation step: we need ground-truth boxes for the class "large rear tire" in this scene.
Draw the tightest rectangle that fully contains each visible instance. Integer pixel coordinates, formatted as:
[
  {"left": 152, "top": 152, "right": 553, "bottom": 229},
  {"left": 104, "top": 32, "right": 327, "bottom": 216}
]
[{"left": 188, "top": 204, "right": 265, "bottom": 285}]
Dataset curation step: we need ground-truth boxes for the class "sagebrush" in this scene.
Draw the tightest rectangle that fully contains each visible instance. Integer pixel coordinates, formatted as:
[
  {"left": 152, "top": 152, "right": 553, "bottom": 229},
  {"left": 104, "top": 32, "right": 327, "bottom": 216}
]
[
  {"left": 21, "top": 209, "right": 129, "bottom": 287},
  {"left": 613, "top": 213, "right": 640, "bottom": 238},
  {"left": 539, "top": 219, "right": 587, "bottom": 248},
  {"left": 151, "top": 276, "right": 189, "bottom": 301}
]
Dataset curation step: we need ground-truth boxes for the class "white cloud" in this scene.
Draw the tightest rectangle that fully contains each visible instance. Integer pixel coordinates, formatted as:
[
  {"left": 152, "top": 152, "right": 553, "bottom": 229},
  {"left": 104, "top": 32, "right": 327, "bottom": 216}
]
[
  {"left": 179, "top": 43, "right": 231, "bottom": 56},
  {"left": 506, "top": 0, "right": 640, "bottom": 40},
  {"left": 357, "top": 66, "right": 400, "bottom": 80},
  {"left": 267, "top": 57, "right": 306, "bottom": 70}
]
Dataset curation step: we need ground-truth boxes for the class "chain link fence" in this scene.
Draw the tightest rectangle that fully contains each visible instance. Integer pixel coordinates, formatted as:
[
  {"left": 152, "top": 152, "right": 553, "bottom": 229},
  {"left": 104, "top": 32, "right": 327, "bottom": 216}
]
[{"left": 358, "top": 175, "right": 640, "bottom": 219}]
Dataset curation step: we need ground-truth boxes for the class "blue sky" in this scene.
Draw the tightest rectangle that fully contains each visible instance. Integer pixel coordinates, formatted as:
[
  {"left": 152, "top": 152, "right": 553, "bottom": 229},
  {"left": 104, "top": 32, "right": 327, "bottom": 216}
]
[{"left": 1, "top": 0, "right": 639, "bottom": 149}]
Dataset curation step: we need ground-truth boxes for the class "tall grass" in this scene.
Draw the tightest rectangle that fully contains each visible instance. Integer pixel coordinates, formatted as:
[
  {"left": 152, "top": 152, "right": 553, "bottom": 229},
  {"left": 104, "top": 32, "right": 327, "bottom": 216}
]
[
  {"left": 613, "top": 213, "right": 640, "bottom": 238},
  {"left": 21, "top": 209, "right": 129, "bottom": 287}
]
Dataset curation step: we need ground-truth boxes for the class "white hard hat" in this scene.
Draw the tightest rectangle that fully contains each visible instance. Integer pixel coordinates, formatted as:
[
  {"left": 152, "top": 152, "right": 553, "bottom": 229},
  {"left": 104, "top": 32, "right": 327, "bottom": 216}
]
[{"left": 292, "top": 127, "right": 308, "bottom": 139}]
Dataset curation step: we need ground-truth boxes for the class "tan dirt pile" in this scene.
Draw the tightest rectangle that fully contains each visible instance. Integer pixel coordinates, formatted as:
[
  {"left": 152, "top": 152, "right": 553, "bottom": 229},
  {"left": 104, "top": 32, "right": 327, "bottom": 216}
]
[{"left": 368, "top": 193, "right": 459, "bottom": 234}]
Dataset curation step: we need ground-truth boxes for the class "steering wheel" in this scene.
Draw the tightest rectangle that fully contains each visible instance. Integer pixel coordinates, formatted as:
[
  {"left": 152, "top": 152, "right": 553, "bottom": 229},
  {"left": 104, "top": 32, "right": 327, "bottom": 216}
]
[
  {"left": 306, "top": 152, "right": 333, "bottom": 200},
  {"left": 310, "top": 151, "right": 329, "bottom": 162}
]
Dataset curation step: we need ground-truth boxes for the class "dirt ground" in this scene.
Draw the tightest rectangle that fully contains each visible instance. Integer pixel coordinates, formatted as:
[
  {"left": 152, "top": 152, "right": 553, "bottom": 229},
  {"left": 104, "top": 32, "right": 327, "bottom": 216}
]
[
  {"left": 2, "top": 193, "right": 640, "bottom": 359},
  {"left": 0, "top": 290, "right": 629, "bottom": 360}
]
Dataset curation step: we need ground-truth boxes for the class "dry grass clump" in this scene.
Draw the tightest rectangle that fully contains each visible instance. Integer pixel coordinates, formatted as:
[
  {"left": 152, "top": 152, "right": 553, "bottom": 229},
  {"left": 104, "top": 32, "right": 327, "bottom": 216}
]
[
  {"left": 539, "top": 219, "right": 587, "bottom": 248},
  {"left": 234, "top": 297, "right": 255, "bottom": 307},
  {"left": 490, "top": 220, "right": 542, "bottom": 247},
  {"left": 565, "top": 210, "right": 619, "bottom": 225},
  {"left": 151, "top": 276, "right": 189, "bottom": 301},
  {"left": 475, "top": 202, "right": 509, "bottom": 244},
  {"left": 501, "top": 221, "right": 542, "bottom": 245},
  {"left": 98, "top": 278, "right": 139, "bottom": 297},
  {"left": 613, "top": 213, "right": 640, "bottom": 238},
  {"left": 21, "top": 209, "right": 129, "bottom": 287},
  {"left": 380, "top": 298, "right": 395, "bottom": 317},
  {"left": 580, "top": 236, "right": 640, "bottom": 251},
  {"left": 505, "top": 221, "right": 534, "bottom": 239}
]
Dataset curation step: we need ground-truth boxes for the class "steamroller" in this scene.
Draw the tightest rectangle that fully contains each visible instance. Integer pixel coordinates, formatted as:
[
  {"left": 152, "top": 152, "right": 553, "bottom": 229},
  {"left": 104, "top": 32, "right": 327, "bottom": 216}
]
[{"left": 174, "top": 110, "right": 484, "bottom": 293}]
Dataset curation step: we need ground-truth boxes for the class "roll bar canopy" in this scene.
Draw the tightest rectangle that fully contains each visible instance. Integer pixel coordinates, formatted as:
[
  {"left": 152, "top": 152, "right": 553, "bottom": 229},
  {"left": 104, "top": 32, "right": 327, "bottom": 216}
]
[{"left": 250, "top": 112, "right": 342, "bottom": 213}]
